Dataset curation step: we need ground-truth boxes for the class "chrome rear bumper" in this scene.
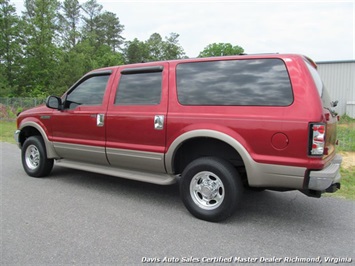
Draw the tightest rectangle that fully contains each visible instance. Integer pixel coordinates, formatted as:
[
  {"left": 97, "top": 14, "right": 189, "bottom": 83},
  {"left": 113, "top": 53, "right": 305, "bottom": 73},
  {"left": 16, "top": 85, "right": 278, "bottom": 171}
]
[{"left": 308, "top": 154, "right": 342, "bottom": 191}]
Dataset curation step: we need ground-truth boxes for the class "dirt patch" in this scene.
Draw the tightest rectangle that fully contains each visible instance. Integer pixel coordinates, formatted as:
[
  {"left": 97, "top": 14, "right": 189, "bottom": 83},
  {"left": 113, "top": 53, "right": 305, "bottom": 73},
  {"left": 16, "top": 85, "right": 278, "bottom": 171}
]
[{"left": 340, "top": 152, "right": 355, "bottom": 169}]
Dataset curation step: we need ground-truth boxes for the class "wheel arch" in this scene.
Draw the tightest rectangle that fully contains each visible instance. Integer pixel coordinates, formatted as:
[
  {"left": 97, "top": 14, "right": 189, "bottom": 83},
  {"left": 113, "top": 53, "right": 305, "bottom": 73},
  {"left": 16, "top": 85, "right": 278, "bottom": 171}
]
[
  {"left": 165, "top": 130, "right": 253, "bottom": 178},
  {"left": 19, "top": 121, "right": 59, "bottom": 159}
]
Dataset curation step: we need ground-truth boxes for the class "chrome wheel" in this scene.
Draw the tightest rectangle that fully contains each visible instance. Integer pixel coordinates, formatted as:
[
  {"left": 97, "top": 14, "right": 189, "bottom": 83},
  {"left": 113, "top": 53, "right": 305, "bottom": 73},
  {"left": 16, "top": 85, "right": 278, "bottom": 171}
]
[
  {"left": 180, "top": 157, "right": 243, "bottom": 222},
  {"left": 25, "top": 144, "right": 40, "bottom": 170},
  {"left": 21, "top": 136, "right": 53, "bottom": 177},
  {"left": 189, "top": 171, "right": 225, "bottom": 210}
]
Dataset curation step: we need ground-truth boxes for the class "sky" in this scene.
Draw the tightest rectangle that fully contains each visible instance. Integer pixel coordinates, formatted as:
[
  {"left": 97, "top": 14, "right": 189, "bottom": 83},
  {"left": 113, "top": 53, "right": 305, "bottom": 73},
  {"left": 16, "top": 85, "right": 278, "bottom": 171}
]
[{"left": 13, "top": 0, "right": 354, "bottom": 62}]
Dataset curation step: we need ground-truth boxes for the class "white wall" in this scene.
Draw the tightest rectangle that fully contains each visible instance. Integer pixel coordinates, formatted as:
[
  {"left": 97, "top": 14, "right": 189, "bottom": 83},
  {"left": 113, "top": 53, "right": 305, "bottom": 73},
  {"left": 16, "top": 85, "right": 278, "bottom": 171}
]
[{"left": 317, "top": 61, "right": 355, "bottom": 118}]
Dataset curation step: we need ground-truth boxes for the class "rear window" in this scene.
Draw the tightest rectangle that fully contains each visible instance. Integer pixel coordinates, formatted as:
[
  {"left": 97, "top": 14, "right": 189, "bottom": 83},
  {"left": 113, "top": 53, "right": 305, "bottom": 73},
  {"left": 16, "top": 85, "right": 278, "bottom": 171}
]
[
  {"left": 305, "top": 61, "right": 332, "bottom": 108},
  {"left": 305, "top": 61, "right": 323, "bottom": 96},
  {"left": 176, "top": 59, "right": 293, "bottom": 106}
]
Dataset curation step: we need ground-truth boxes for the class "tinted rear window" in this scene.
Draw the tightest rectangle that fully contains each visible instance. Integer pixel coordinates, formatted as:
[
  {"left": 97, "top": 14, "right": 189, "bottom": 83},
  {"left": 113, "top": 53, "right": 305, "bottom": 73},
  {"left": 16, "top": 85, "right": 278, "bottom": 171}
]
[
  {"left": 305, "top": 60, "right": 332, "bottom": 108},
  {"left": 115, "top": 72, "right": 162, "bottom": 105},
  {"left": 176, "top": 59, "right": 293, "bottom": 106},
  {"left": 305, "top": 61, "right": 323, "bottom": 96}
]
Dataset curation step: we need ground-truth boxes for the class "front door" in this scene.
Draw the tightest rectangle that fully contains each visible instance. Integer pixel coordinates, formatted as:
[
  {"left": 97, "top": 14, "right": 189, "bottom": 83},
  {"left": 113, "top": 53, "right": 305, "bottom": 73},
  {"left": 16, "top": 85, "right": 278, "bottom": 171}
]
[{"left": 51, "top": 72, "right": 113, "bottom": 165}]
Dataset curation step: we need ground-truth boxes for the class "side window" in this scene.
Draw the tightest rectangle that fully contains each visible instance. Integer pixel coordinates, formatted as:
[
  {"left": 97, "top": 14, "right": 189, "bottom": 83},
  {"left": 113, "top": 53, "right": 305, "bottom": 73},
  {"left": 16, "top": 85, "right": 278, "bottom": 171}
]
[
  {"left": 176, "top": 59, "right": 293, "bottom": 106},
  {"left": 66, "top": 75, "right": 110, "bottom": 109},
  {"left": 115, "top": 71, "right": 162, "bottom": 105}
]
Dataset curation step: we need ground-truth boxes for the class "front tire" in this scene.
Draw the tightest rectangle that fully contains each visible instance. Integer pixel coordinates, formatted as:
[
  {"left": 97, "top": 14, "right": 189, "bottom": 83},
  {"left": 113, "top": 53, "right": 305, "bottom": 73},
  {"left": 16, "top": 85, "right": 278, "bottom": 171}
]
[
  {"left": 22, "top": 136, "right": 54, "bottom": 177},
  {"left": 180, "top": 157, "right": 243, "bottom": 222}
]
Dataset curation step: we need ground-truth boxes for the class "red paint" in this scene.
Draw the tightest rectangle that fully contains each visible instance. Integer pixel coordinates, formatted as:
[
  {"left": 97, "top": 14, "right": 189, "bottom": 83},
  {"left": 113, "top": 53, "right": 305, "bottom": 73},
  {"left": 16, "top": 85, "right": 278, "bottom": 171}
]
[{"left": 17, "top": 54, "right": 339, "bottom": 171}]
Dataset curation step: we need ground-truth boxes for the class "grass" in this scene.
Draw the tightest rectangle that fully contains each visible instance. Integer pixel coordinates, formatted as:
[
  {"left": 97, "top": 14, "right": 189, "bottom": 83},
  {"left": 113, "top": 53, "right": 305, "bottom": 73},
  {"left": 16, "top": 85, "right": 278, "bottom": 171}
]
[
  {"left": 0, "top": 120, "right": 16, "bottom": 144},
  {"left": 336, "top": 166, "right": 355, "bottom": 200},
  {"left": 333, "top": 115, "right": 355, "bottom": 199},
  {"left": 337, "top": 115, "right": 355, "bottom": 152},
  {"left": 1, "top": 117, "right": 354, "bottom": 199}
]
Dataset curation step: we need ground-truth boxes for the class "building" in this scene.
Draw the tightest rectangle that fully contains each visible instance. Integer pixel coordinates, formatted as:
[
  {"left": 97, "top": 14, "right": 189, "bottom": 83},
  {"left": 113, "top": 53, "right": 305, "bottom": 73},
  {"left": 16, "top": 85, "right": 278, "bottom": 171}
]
[{"left": 317, "top": 60, "right": 355, "bottom": 118}]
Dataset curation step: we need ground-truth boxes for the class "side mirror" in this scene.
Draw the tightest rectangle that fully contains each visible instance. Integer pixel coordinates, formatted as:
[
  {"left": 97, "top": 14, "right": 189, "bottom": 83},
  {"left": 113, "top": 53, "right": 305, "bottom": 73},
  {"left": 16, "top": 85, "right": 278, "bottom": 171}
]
[{"left": 46, "top": 96, "right": 63, "bottom": 110}]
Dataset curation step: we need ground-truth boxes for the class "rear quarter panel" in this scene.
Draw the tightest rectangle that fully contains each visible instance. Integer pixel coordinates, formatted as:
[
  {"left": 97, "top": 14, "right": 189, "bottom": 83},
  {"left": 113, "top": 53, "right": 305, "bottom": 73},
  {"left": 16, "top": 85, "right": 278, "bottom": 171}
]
[{"left": 166, "top": 55, "right": 326, "bottom": 171}]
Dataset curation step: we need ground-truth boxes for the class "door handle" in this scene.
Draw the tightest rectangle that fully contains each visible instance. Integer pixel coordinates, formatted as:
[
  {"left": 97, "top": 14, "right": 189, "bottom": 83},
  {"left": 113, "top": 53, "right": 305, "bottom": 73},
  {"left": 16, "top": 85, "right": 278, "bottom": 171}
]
[
  {"left": 97, "top": 114, "right": 104, "bottom": 127},
  {"left": 154, "top": 115, "right": 164, "bottom": 130}
]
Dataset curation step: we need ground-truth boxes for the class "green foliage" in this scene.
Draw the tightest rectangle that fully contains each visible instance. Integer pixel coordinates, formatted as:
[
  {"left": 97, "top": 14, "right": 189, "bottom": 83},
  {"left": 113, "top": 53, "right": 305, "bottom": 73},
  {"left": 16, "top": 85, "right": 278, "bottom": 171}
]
[
  {"left": 58, "top": 0, "right": 81, "bottom": 49},
  {"left": 198, "top": 42, "right": 244, "bottom": 57},
  {"left": 163, "top": 32, "right": 186, "bottom": 60},
  {"left": 2, "top": 0, "right": 243, "bottom": 97},
  {"left": 20, "top": 0, "right": 61, "bottom": 96},
  {"left": 337, "top": 114, "right": 355, "bottom": 152},
  {"left": 338, "top": 124, "right": 355, "bottom": 152},
  {"left": 124, "top": 38, "right": 149, "bottom": 64},
  {"left": 340, "top": 114, "right": 355, "bottom": 124},
  {"left": 0, "top": 103, "right": 17, "bottom": 120},
  {"left": 0, "top": 0, "right": 128, "bottom": 97},
  {"left": 94, "top": 11, "right": 124, "bottom": 51},
  {"left": 0, "top": 0, "right": 22, "bottom": 91},
  {"left": 328, "top": 165, "right": 355, "bottom": 200},
  {"left": 124, "top": 32, "right": 186, "bottom": 64},
  {"left": 0, "top": 120, "right": 16, "bottom": 143}
]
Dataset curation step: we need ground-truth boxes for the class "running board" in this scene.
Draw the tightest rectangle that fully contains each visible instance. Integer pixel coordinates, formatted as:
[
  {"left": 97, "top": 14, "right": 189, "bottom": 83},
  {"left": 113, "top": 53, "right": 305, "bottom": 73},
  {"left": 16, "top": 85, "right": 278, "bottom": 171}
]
[{"left": 55, "top": 159, "right": 177, "bottom": 185}]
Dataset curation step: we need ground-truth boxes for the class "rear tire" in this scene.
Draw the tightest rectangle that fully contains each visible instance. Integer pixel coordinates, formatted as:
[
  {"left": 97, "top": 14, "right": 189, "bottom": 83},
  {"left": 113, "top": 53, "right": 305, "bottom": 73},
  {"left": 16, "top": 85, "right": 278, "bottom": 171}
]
[
  {"left": 22, "top": 136, "right": 54, "bottom": 177},
  {"left": 180, "top": 157, "right": 243, "bottom": 222}
]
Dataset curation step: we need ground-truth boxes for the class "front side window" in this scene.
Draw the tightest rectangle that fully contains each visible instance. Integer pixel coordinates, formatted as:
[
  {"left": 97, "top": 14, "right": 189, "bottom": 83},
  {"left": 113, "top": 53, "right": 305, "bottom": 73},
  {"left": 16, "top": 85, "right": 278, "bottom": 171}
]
[
  {"left": 66, "top": 75, "right": 110, "bottom": 109},
  {"left": 115, "top": 72, "right": 162, "bottom": 105},
  {"left": 177, "top": 59, "right": 293, "bottom": 106}
]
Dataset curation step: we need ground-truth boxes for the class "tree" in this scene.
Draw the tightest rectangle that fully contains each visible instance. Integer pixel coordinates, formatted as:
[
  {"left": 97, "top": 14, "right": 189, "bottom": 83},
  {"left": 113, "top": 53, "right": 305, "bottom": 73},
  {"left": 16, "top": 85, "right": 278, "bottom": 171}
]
[
  {"left": 124, "top": 38, "right": 149, "bottom": 64},
  {"left": 198, "top": 43, "right": 244, "bottom": 57},
  {"left": 0, "top": 0, "right": 192, "bottom": 97},
  {"left": 81, "top": 1, "right": 124, "bottom": 52},
  {"left": 146, "top": 33, "right": 164, "bottom": 61},
  {"left": 124, "top": 32, "right": 186, "bottom": 64},
  {"left": 58, "top": 0, "right": 81, "bottom": 50},
  {"left": 94, "top": 11, "right": 124, "bottom": 52},
  {"left": 163, "top": 32, "right": 186, "bottom": 60},
  {"left": 0, "top": 0, "right": 22, "bottom": 95},
  {"left": 81, "top": 0, "right": 102, "bottom": 46},
  {"left": 20, "top": 0, "right": 61, "bottom": 96}
]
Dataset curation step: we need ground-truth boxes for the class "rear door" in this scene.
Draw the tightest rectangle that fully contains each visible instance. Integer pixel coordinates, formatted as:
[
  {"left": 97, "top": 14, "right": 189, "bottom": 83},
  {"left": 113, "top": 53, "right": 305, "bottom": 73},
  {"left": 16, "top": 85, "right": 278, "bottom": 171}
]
[{"left": 105, "top": 63, "right": 169, "bottom": 173}]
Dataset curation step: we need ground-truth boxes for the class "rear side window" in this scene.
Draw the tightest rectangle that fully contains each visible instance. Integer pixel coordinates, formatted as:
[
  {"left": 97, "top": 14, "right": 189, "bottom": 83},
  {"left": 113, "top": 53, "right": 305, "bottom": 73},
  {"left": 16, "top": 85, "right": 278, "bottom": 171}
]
[
  {"left": 177, "top": 59, "right": 293, "bottom": 106},
  {"left": 115, "top": 71, "right": 162, "bottom": 105}
]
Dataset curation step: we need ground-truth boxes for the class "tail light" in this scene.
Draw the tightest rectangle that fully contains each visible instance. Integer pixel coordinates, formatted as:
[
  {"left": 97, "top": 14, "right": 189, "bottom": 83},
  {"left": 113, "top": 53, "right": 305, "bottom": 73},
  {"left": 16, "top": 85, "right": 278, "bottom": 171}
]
[{"left": 309, "top": 123, "right": 325, "bottom": 156}]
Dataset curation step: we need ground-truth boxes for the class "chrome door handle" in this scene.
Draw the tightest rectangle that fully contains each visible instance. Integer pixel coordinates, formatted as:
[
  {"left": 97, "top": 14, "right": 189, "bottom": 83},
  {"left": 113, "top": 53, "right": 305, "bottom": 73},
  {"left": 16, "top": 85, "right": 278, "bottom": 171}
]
[
  {"left": 154, "top": 115, "right": 164, "bottom": 130},
  {"left": 97, "top": 114, "right": 104, "bottom": 127}
]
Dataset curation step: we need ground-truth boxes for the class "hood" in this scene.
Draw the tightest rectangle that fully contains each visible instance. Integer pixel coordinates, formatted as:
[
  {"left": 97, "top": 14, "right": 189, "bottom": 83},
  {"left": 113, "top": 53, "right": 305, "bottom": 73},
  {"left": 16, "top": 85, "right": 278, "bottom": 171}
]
[{"left": 18, "top": 104, "right": 53, "bottom": 117}]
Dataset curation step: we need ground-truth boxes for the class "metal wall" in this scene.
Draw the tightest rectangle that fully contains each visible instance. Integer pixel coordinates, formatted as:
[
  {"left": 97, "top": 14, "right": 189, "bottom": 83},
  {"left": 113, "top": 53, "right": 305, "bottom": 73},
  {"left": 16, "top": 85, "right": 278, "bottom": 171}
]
[{"left": 317, "top": 60, "right": 355, "bottom": 118}]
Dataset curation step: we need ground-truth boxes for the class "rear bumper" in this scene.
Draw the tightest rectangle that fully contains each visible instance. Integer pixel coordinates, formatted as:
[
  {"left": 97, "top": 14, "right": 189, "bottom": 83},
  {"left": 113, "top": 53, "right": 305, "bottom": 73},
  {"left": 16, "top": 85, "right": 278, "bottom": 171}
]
[{"left": 308, "top": 154, "right": 342, "bottom": 191}]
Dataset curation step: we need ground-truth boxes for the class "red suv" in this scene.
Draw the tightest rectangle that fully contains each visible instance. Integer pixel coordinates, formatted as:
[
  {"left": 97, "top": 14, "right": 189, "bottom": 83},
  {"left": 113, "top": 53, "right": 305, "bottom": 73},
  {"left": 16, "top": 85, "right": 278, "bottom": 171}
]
[{"left": 15, "top": 54, "right": 342, "bottom": 222}]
